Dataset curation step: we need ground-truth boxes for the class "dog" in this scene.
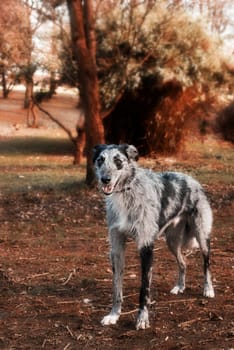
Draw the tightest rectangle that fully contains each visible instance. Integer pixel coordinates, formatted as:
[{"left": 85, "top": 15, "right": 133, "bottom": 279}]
[{"left": 93, "top": 144, "right": 215, "bottom": 330}]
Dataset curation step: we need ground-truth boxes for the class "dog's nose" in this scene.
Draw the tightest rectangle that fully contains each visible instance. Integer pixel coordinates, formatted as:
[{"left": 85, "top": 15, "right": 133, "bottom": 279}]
[{"left": 101, "top": 176, "right": 111, "bottom": 184}]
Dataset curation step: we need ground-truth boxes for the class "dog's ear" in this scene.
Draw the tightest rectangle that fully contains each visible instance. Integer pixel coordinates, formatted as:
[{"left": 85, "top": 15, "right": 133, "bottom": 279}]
[
  {"left": 93, "top": 144, "right": 107, "bottom": 163},
  {"left": 120, "top": 144, "right": 139, "bottom": 162},
  {"left": 127, "top": 145, "right": 139, "bottom": 161}
]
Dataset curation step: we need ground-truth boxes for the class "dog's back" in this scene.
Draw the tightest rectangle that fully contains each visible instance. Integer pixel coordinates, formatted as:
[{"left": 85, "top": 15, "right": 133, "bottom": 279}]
[{"left": 103, "top": 163, "right": 212, "bottom": 247}]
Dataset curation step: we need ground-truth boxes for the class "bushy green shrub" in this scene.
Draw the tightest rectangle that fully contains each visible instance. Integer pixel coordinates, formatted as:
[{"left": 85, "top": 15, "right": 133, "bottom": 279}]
[{"left": 97, "top": 1, "right": 231, "bottom": 154}]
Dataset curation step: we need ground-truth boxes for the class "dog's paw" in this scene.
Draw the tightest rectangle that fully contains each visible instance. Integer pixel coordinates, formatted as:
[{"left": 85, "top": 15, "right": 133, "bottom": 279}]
[
  {"left": 101, "top": 313, "right": 120, "bottom": 326},
  {"left": 170, "top": 285, "right": 185, "bottom": 295},
  {"left": 136, "top": 308, "right": 150, "bottom": 330},
  {"left": 203, "top": 284, "right": 215, "bottom": 298}
]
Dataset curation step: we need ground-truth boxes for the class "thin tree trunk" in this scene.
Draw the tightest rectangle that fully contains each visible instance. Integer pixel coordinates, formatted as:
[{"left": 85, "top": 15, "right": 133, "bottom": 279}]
[
  {"left": 73, "top": 128, "right": 86, "bottom": 164},
  {"left": 27, "top": 99, "right": 38, "bottom": 128},
  {"left": 1, "top": 69, "right": 7, "bottom": 98},
  {"left": 24, "top": 80, "right": 34, "bottom": 109}
]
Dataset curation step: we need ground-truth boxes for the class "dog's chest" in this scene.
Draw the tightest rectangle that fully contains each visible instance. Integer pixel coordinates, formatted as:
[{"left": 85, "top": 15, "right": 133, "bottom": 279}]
[
  {"left": 106, "top": 194, "right": 141, "bottom": 233},
  {"left": 106, "top": 194, "right": 132, "bottom": 232},
  {"left": 106, "top": 191, "right": 158, "bottom": 236}
]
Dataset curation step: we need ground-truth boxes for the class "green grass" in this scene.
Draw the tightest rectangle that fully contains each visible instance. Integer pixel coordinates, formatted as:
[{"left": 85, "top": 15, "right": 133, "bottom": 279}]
[
  {"left": 0, "top": 137, "right": 86, "bottom": 193},
  {"left": 184, "top": 137, "right": 234, "bottom": 185},
  {"left": 145, "top": 136, "right": 234, "bottom": 185},
  {"left": 0, "top": 137, "right": 74, "bottom": 156},
  {"left": 0, "top": 135, "right": 233, "bottom": 193},
  {"left": 0, "top": 167, "right": 85, "bottom": 193},
  {"left": 194, "top": 167, "right": 233, "bottom": 185}
]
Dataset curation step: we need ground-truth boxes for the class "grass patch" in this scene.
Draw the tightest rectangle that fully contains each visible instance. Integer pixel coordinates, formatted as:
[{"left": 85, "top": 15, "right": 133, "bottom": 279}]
[
  {"left": 0, "top": 137, "right": 74, "bottom": 156},
  {"left": 1, "top": 135, "right": 233, "bottom": 193},
  {"left": 149, "top": 136, "right": 234, "bottom": 185},
  {"left": 0, "top": 136, "right": 86, "bottom": 193},
  {"left": 0, "top": 167, "right": 85, "bottom": 193},
  {"left": 195, "top": 168, "right": 234, "bottom": 185}
]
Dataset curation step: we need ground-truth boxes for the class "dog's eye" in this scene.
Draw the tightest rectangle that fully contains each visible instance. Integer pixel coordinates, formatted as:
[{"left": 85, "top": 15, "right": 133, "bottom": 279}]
[
  {"left": 97, "top": 156, "right": 105, "bottom": 167},
  {"left": 114, "top": 157, "right": 123, "bottom": 170}
]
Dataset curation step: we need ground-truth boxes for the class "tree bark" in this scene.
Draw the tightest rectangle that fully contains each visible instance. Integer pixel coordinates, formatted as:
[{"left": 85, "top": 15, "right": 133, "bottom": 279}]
[
  {"left": 73, "top": 127, "right": 86, "bottom": 165},
  {"left": 24, "top": 79, "right": 34, "bottom": 109},
  {"left": 66, "top": 0, "right": 105, "bottom": 186},
  {"left": 1, "top": 68, "right": 7, "bottom": 98},
  {"left": 27, "top": 99, "right": 38, "bottom": 128},
  {"left": 0, "top": 66, "right": 14, "bottom": 98}
]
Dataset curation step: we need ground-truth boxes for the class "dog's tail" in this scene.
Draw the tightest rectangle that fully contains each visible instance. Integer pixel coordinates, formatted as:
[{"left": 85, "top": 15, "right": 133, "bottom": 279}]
[{"left": 157, "top": 192, "right": 189, "bottom": 239}]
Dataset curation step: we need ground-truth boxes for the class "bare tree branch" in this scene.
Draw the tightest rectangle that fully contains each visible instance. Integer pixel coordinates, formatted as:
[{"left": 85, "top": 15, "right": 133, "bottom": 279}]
[{"left": 33, "top": 98, "right": 75, "bottom": 143}]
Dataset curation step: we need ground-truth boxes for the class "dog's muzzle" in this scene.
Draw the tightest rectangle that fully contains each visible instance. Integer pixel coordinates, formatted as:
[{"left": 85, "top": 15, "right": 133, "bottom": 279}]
[{"left": 101, "top": 176, "right": 114, "bottom": 195}]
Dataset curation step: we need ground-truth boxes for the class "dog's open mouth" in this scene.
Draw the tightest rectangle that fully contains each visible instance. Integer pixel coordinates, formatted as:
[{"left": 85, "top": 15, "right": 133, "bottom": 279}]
[{"left": 102, "top": 184, "right": 114, "bottom": 195}]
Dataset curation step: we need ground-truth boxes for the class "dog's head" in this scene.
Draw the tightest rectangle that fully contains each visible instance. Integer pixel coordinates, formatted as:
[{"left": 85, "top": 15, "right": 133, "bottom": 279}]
[{"left": 93, "top": 144, "right": 139, "bottom": 195}]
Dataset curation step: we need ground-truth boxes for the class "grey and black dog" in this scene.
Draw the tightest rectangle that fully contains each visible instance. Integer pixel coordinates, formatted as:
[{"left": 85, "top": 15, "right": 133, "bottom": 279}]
[{"left": 93, "top": 144, "right": 215, "bottom": 330}]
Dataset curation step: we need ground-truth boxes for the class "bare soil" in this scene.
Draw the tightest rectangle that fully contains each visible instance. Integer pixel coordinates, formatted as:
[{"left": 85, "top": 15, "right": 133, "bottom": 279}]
[{"left": 0, "top": 90, "right": 233, "bottom": 349}]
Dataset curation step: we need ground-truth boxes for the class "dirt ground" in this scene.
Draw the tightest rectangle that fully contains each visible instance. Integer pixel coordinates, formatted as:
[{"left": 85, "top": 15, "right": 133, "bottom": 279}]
[{"left": 0, "top": 90, "right": 234, "bottom": 349}]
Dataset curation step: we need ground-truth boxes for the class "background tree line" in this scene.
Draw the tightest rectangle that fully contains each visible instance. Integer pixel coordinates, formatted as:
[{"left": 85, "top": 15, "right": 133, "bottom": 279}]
[{"left": 0, "top": 0, "right": 233, "bottom": 184}]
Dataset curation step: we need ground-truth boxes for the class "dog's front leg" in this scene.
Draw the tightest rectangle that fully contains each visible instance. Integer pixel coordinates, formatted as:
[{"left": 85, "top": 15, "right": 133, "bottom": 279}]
[
  {"left": 101, "top": 232, "right": 126, "bottom": 326},
  {"left": 136, "top": 244, "right": 153, "bottom": 330}
]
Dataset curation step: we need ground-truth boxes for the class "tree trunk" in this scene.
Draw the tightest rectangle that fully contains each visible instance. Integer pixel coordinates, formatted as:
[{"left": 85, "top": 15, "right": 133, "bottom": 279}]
[
  {"left": 0, "top": 66, "right": 13, "bottom": 99},
  {"left": 73, "top": 128, "right": 86, "bottom": 165},
  {"left": 27, "top": 100, "right": 38, "bottom": 128},
  {"left": 49, "top": 72, "right": 57, "bottom": 97},
  {"left": 24, "top": 80, "right": 34, "bottom": 109},
  {"left": 66, "top": 0, "right": 105, "bottom": 186},
  {"left": 1, "top": 68, "right": 8, "bottom": 98}
]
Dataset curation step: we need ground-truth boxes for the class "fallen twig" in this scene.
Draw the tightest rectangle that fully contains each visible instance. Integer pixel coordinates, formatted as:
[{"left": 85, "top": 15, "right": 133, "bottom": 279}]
[
  {"left": 121, "top": 308, "right": 138, "bottom": 316},
  {"left": 161, "top": 298, "right": 197, "bottom": 304},
  {"left": 57, "top": 300, "right": 79, "bottom": 305},
  {"left": 28, "top": 272, "right": 50, "bottom": 279},
  {"left": 63, "top": 343, "right": 71, "bottom": 350},
  {"left": 42, "top": 339, "right": 47, "bottom": 348},
  {"left": 179, "top": 317, "right": 209, "bottom": 328},
  {"left": 62, "top": 269, "right": 76, "bottom": 285},
  {"left": 123, "top": 292, "right": 138, "bottom": 299},
  {"left": 66, "top": 325, "right": 74, "bottom": 338},
  {"left": 121, "top": 301, "right": 156, "bottom": 316}
]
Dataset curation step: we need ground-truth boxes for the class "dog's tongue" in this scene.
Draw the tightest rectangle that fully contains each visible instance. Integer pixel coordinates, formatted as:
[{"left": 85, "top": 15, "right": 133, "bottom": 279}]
[{"left": 102, "top": 184, "right": 113, "bottom": 195}]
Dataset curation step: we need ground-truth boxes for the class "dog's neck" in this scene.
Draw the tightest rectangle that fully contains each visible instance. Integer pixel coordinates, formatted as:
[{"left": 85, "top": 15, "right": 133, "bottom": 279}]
[{"left": 114, "top": 166, "right": 136, "bottom": 194}]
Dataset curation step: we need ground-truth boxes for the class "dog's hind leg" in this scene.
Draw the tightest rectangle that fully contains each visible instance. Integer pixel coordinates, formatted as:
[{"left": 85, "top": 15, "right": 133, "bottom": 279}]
[
  {"left": 101, "top": 232, "right": 126, "bottom": 326},
  {"left": 170, "top": 247, "right": 186, "bottom": 295},
  {"left": 166, "top": 223, "right": 187, "bottom": 295},
  {"left": 202, "top": 239, "right": 215, "bottom": 298},
  {"left": 192, "top": 202, "right": 215, "bottom": 298},
  {"left": 198, "top": 237, "right": 215, "bottom": 298},
  {"left": 136, "top": 244, "right": 154, "bottom": 330}
]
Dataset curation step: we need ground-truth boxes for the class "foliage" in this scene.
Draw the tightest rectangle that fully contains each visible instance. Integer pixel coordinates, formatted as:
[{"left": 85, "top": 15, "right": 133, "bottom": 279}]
[
  {"left": 58, "top": 29, "right": 79, "bottom": 88},
  {"left": 215, "top": 100, "right": 234, "bottom": 143},
  {"left": 95, "top": 1, "right": 232, "bottom": 153},
  {"left": 0, "top": 0, "right": 31, "bottom": 97},
  {"left": 96, "top": 1, "right": 229, "bottom": 111},
  {"left": 0, "top": 0, "right": 31, "bottom": 64},
  {"left": 146, "top": 86, "right": 190, "bottom": 154}
]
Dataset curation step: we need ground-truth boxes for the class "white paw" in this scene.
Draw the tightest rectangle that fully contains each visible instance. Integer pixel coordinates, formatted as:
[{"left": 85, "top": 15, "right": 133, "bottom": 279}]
[
  {"left": 203, "top": 285, "right": 215, "bottom": 298},
  {"left": 170, "top": 285, "right": 185, "bottom": 295},
  {"left": 136, "top": 309, "right": 150, "bottom": 330},
  {"left": 101, "top": 313, "right": 120, "bottom": 326}
]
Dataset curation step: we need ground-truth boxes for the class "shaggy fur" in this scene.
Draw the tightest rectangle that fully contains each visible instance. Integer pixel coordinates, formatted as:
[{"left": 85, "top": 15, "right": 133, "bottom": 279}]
[{"left": 93, "top": 144, "right": 215, "bottom": 330}]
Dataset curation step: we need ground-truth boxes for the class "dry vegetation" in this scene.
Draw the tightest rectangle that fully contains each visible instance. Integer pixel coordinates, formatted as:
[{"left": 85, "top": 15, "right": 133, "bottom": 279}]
[{"left": 0, "top": 91, "right": 233, "bottom": 349}]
